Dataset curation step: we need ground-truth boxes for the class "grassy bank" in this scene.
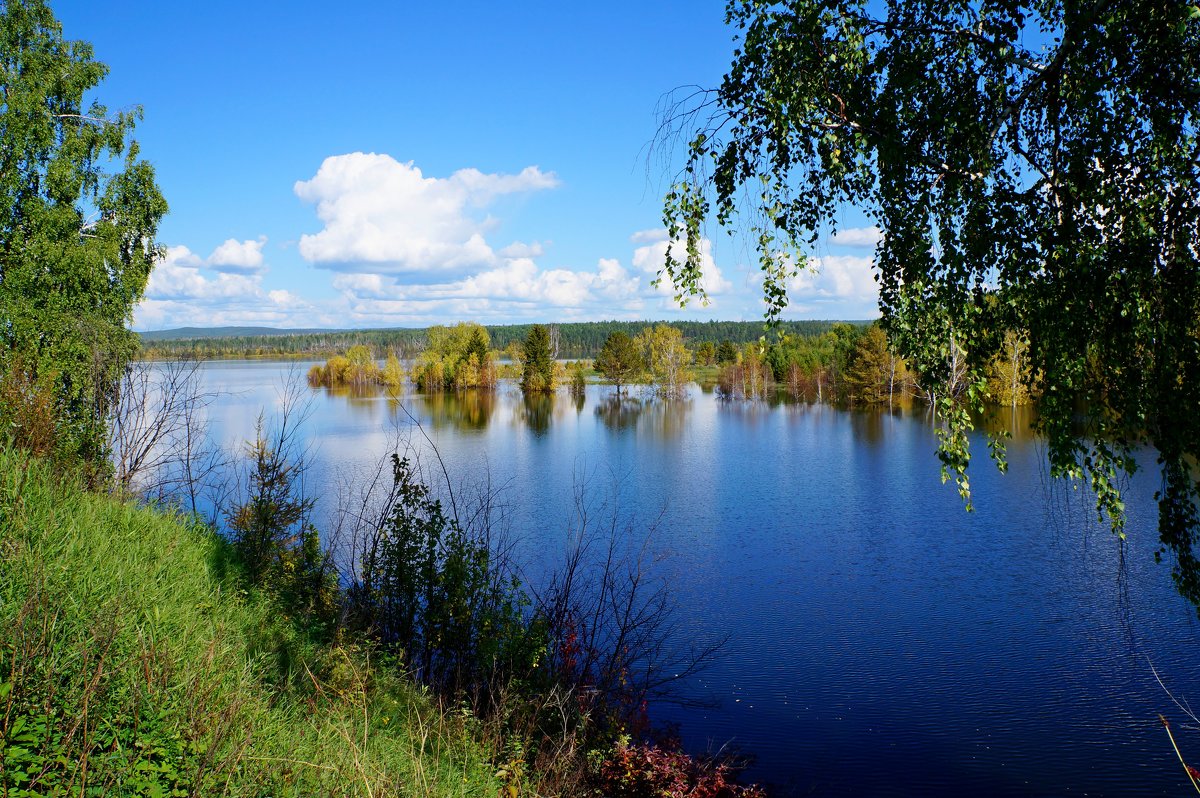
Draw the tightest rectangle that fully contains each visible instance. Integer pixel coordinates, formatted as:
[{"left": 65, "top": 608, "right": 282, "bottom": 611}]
[{"left": 0, "top": 447, "right": 500, "bottom": 796}]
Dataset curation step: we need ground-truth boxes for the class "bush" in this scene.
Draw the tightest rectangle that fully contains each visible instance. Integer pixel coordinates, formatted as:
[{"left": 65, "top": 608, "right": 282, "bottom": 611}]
[
  {"left": 716, "top": 349, "right": 774, "bottom": 401},
  {"left": 568, "top": 361, "right": 587, "bottom": 398},
  {"left": 595, "top": 738, "right": 767, "bottom": 798},
  {"left": 307, "top": 348, "right": 388, "bottom": 389},
  {"left": 349, "top": 455, "right": 545, "bottom": 706},
  {"left": 227, "top": 420, "right": 337, "bottom": 626},
  {"left": 0, "top": 361, "right": 58, "bottom": 458}
]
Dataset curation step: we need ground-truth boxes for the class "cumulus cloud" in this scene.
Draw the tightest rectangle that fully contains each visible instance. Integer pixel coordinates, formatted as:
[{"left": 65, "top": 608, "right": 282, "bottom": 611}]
[
  {"left": 136, "top": 245, "right": 317, "bottom": 329},
  {"left": 629, "top": 228, "right": 669, "bottom": 244},
  {"left": 786, "top": 254, "right": 879, "bottom": 315},
  {"left": 326, "top": 224, "right": 732, "bottom": 325},
  {"left": 145, "top": 246, "right": 261, "bottom": 300},
  {"left": 630, "top": 228, "right": 732, "bottom": 301},
  {"left": 331, "top": 256, "right": 641, "bottom": 316},
  {"left": 207, "top": 236, "right": 267, "bottom": 273},
  {"left": 829, "top": 226, "right": 883, "bottom": 248},
  {"left": 499, "top": 241, "right": 547, "bottom": 258},
  {"left": 294, "top": 153, "right": 559, "bottom": 273}
]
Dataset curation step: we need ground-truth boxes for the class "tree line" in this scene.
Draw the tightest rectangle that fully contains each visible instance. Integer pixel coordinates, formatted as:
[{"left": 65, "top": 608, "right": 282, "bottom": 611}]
[{"left": 138, "top": 319, "right": 853, "bottom": 360}]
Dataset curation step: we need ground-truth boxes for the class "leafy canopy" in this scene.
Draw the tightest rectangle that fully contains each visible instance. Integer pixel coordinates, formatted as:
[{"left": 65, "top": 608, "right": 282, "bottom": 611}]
[
  {"left": 663, "top": 1, "right": 1200, "bottom": 603},
  {"left": 0, "top": 0, "right": 167, "bottom": 466},
  {"left": 634, "top": 324, "right": 693, "bottom": 399},
  {"left": 596, "top": 331, "right": 644, "bottom": 394}
]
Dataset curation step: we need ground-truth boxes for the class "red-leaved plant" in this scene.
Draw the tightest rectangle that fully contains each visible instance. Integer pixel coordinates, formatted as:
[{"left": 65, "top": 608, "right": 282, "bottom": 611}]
[{"left": 595, "top": 738, "right": 768, "bottom": 798}]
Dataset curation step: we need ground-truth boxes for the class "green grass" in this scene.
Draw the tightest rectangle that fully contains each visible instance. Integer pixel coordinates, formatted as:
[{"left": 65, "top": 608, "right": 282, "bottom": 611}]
[{"left": 0, "top": 447, "right": 502, "bottom": 797}]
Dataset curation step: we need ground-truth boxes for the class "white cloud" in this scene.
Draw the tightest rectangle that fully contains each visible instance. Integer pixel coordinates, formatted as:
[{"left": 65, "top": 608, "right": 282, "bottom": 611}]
[
  {"left": 630, "top": 228, "right": 731, "bottom": 301},
  {"left": 499, "top": 240, "right": 547, "bottom": 258},
  {"left": 294, "top": 153, "right": 559, "bottom": 273},
  {"left": 207, "top": 236, "right": 267, "bottom": 273},
  {"left": 786, "top": 254, "right": 879, "bottom": 313},
  {"left": 266, "top": 289, "right": 305, "bottom": 307},
  {"left": 830, "top": 226, "right": 883, "bottom": 248},
  {"left": 332, "top": 256, "right": 641, "bottom": 314},
  {"left": 145, "top": 246, "right": 260, "bottom": 300},
  {"left": 630, "top": 228, "right": 669, "bottom": 244},
  {"left": 326, "top": 224, "right": 736, "bottom": 325},
  {"left": 136, "top": 245, "right": 318, "bottom": 329}
]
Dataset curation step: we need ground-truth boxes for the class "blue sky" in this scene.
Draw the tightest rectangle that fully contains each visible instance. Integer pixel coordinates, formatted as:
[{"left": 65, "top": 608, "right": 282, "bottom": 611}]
[{"left": 55, "top": 0, "right": 881, "bottom": 330}]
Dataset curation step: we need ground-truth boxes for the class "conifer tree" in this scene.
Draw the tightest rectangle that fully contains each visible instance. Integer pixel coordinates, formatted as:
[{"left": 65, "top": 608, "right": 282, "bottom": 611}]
[{"left": 521, "top": 324, "right": 556, "bottom": 393}]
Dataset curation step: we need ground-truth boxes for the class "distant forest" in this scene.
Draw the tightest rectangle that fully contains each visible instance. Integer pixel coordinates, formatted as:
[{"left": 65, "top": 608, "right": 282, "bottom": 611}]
[{"left": 138, "top": 320, "right": 867, "bottom": 360}]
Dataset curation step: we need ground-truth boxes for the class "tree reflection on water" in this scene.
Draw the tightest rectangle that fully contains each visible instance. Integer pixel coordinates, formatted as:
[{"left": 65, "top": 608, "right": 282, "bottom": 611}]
[
  {"left": 594, "top": 394, "right": 643, "bottom": 432},
  {"left": 416, "top": 390, "right": 497, "bottom": 432}
]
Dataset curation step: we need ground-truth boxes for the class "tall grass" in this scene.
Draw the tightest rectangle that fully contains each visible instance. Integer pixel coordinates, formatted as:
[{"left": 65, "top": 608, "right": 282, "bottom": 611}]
[{"left": 0, "top": 447, "right": 501, "bottom": 796}]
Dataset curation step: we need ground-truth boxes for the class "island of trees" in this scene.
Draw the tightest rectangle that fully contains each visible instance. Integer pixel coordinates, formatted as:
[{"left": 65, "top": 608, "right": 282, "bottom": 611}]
[{"left": 300, "top": 316, "right": 1033, "bottom": 411}]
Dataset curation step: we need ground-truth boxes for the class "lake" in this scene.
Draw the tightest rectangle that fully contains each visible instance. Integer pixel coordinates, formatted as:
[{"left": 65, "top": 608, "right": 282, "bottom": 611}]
[{"left": 190, "top": 359, "right": 1200, "bottom": 796}]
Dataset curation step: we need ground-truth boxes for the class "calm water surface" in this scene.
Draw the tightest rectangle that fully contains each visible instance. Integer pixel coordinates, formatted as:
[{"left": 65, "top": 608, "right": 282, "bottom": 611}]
[{"left": 196, "top": 360, "right": 1200, "bottom": 796}]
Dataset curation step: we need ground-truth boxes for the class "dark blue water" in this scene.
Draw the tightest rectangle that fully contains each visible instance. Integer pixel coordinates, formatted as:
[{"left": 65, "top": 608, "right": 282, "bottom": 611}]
[{"left": 196, "top": 360, "right": 1200, "bottom": 796}]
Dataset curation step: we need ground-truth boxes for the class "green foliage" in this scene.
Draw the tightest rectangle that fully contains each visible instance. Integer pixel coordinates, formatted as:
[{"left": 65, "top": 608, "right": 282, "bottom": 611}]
[
  {"left": 715, "top": 340, "right": 738, "bottom": 365},
  {"left": 427, "top": 322, "right": 490, "bottom": 360},
  {"left": 634, "top": 325, "right": 693, "bottom": 399},
  {"left": 568, "top": 361, "right": 588, "bottom": 398},
  {"left": 762, "top": 323, "right": 864, "bottom": 402},
  {"left": 380, "top": 352, "right": 405, "bottom": 389},
  {"left": 411, "top": 350, "right": 448, "bottom": 392},
  {"left": 0, "top": 447, "right": 502, "bottom": 795},
  {"left": 0, "top": 1, "right": 167, "bottom": 470},
  {"left": 226, "top": 423, "right": 337, "bottom": 625},
  {"left": 351, "top": 455, "right": 544, "bottom": 706},
  {"left": 343, "top": 344, "right": 378, "bottom": 385},
  {"left": 228, "top": 426, "right": 314, "bottom": 583},
  {"left": 717, "top": 344, "right": 774, "bottom": 400},
  {"left": 987, "top": 330, "right": 1032, "bottom": 408},
  {"left": 521, "top": 324, "right": 556, "bottom": 393},
  {"left": 595, "top": 332, "right": 644, "bottom": 395},
  {"left": 845, "top": 324, "right": 907, "bottom": 405},
  {"left": 464, "top": 325, "right": 489, "bottom": 367},
  {"left": 141, "top": 320, "right": 859, "bottom": 361},
  {"left": 413, "top": 323, "right": 498, "bottom": 392},
  {"left": 307, "top": 346, "right": 389, "bottom": 388},
  {"left": 665, "top": 0, "right": 1200, "bottom": 601}
]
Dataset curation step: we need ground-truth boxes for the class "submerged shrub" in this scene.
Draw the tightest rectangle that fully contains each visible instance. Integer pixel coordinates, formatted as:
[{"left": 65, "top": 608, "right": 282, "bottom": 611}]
[
  {"left": 716, "top": 350, "right": 774, "bottom": 401},
  {"left": 413, "top": 323, "right": 498, "bottom": 392},
  {"left": 307, "top": 347, "right": 390, "bottom": 389},
  {"left": 381, "top": 352, "right": 405, "bottom": 388},
  {"left": 568, "top": 361, "right": 587, "bottom": 398}
]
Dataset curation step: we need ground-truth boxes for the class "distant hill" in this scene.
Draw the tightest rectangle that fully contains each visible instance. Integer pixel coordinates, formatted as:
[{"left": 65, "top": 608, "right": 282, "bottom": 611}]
[{"left": 138, "top": 326, "right": 344, "bottom": 341}]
